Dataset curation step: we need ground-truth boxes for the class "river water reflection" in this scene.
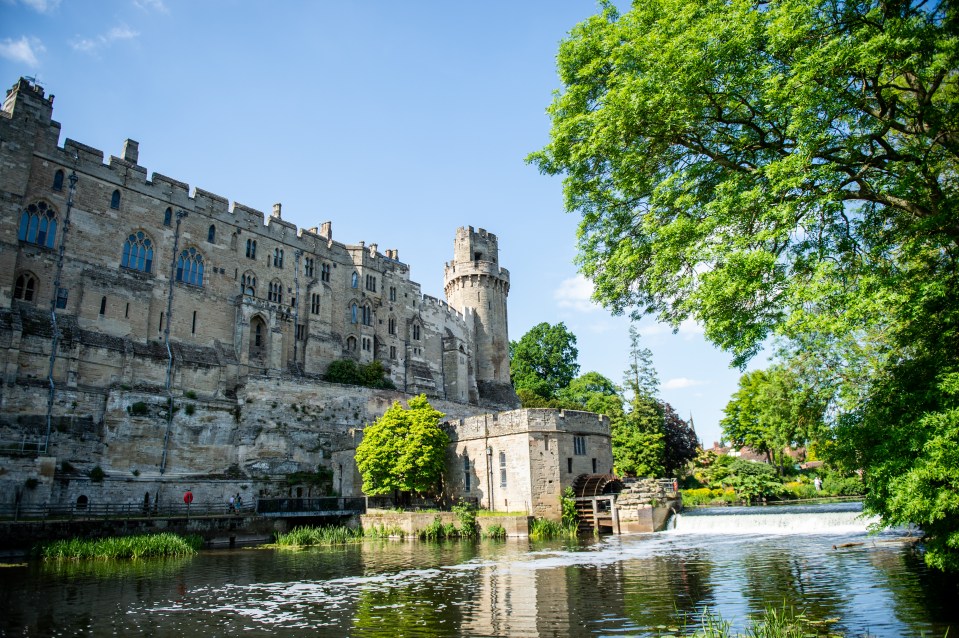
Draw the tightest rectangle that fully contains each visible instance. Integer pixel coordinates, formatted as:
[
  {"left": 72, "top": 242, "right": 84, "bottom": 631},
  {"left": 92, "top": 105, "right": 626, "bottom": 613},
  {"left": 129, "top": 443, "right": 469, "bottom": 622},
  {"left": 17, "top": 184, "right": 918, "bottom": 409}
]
[{"left": 0, "top": 503, "right": 956, "bottom": 637}]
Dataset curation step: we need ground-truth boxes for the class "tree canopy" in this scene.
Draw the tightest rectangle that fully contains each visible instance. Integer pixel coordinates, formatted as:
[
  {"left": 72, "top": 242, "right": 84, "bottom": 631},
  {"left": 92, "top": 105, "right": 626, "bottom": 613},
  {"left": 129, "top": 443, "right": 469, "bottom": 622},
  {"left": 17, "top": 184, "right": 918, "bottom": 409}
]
[
  {"left": 531, "top": 0, "right": 959, "bottom": 569},
  {"left": 722, "top": 366, "right": 827, "bottom": 472},
  {"left": 510, "top": 322, "right": 580, "bottom": 399},
  {"left": 354, "top": 395, "right": 449, "bottom": 497}
]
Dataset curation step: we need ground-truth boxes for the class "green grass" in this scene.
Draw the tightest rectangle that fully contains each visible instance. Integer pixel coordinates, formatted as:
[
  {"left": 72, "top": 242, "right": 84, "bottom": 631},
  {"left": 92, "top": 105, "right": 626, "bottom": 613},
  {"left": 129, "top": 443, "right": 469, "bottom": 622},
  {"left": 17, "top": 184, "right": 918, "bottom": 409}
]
[
  {"left": 528, "top": 517, "right": 579, "bottom": 541},
  {"left": 660, "top": 604, "right": 843, "bottom": 637},
  {"left": 476, "top": 510, "right": 527, "bottom": 517},
  {"left": 363, "top": 523, "right": 406, "bottom": 539},
  {"left": 39, "top": 533, "right": 201, "bottom": 560},
  {"left": 274, "top": 525, "right": 363, "bottom": 548},
  {"left": 483, "top": 523, "right": 507, "bottom": 539}
]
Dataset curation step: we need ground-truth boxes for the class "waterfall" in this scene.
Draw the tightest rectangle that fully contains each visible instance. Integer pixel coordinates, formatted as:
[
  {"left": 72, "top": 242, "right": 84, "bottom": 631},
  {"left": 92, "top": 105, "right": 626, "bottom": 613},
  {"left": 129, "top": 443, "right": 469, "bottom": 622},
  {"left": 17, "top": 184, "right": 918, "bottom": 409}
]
[{"left": 667, "top": 502, "right": 879, "bottom": 535}]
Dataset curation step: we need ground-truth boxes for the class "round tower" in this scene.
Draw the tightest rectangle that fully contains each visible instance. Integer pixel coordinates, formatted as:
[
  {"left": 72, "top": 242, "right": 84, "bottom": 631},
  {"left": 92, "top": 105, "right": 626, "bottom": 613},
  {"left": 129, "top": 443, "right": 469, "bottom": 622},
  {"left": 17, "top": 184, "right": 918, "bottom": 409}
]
[{"left": 444, "top": 226, "right": 518, "bottom": 407}]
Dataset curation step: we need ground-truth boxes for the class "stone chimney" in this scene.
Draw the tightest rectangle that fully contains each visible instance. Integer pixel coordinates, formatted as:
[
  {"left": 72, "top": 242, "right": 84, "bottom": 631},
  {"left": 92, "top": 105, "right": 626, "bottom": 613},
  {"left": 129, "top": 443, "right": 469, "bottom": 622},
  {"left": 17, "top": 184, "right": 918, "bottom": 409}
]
[
  {"left": 122, "top": 139, "right": 139, "bottom": 164},
  {"left": 320, "top": 221, "right": 332, "bottom": 239},
  {"left": 272, "top": 203, "right": 282, "bottom": 219}
]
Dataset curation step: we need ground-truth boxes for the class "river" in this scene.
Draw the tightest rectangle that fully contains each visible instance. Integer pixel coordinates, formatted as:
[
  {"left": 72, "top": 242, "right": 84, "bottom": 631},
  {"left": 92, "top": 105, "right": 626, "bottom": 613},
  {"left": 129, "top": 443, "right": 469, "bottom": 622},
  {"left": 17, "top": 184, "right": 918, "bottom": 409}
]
[{"left": 0, "top": 502, "right": 955, "bottom": 637}]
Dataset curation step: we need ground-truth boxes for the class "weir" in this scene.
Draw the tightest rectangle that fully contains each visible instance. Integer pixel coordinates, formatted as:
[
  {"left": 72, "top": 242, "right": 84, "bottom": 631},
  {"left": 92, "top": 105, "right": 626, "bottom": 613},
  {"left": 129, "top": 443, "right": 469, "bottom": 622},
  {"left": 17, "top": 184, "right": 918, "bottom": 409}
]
[{"left": 668, "top": 502, "right": 879, "bottom": 535}]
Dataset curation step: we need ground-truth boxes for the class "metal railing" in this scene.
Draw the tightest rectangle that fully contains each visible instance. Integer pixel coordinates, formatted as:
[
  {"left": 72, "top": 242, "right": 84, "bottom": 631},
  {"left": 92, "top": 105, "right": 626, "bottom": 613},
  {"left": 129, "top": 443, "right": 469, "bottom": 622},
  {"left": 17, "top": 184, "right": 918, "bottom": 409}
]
[
  {"left": 0, "top": 501, "right": 255, "bottom": 522},
  {"left": 0, "top": 437, "right": 46, "bottom": 457},
  {"left": 255, "top": 497, "right": 366, "bottom": 516}
]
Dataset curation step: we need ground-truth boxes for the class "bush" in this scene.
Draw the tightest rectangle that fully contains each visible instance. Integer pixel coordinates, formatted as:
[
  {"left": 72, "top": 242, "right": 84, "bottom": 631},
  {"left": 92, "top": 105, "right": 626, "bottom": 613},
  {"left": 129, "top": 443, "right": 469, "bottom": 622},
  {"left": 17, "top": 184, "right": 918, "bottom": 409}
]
[
  {"left": 782, "top": 481, "right": 818, "bottom": 500},
  {"left": 325, "top": 359, "right": 396, "bottom": 389},
  {"left": 561, "top": 486, "right": 578, "bottom": 529},
  {"left": 89, "top": 466, "right": 105, "bottom": 482},
  {"left": 184, "top": 390, "right": 198, "bottom": 400},
  {"left": 419, "top": 516, "right": 447, "bottom": 541},
  {"left": 724, "top": 460, "right": 783, "bottom": 502},
  {"left": 823, "top": 473, "right": 865, "bottom": 496},
  {"left": 483, "top": 524, "right": 507, "bottom": 539},
  {"left": 453, "top": 501, "right": 479, "bottom": 539},
  {"left": 128, "top": 402, "right": 149, "bottom": 417},
  {"left": 184, "top": 404, "right": 195, "bottom": 416}
]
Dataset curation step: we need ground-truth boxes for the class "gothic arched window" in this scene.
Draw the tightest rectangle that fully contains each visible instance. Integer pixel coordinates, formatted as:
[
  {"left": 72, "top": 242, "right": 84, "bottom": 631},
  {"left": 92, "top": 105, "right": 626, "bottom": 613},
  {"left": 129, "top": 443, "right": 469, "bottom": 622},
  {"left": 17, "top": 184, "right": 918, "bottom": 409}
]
[
  {"left": 110, "top": 189, "right": 121, "bottom": 210},
  {"left": 121, "top": 231, "right": 154, "bottom": 273},
  {"left": 176, "top": 247, "right": 204, "bottom": 287},
  {"left": 208, "top": 224, "right": 216, "bottom": 243},
  {"left": 53, "top": 169, "right": 64, "bottom": 191},
  {"left": 14, "top": 273, "right": 37, "bottom": 302},
  {"left": 163, "top": 207, "right": 172, "bottom": 226},
  {"left": 268, "top": 280, "right": 283, "bottom": 303},
  {"left": 18, "top": 201, "right": 58, "bottom": 249},
  {"left": 351, "top": 272, "right": 358, "bottom": 288},
  {"left": 241, "top": 272, "right": 257, "bottom": 297},
  {"left": 350, "top": 302, "right": 358, "bottom": 324}
]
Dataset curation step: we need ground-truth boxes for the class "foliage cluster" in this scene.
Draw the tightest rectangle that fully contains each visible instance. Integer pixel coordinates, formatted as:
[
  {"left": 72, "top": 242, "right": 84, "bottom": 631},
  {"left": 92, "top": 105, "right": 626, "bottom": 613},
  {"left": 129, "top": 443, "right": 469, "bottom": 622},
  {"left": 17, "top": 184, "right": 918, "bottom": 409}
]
[
  {"left": 40, "top": 533, "right": 199, "bottom": 560},
  {"left": 274, "top": 525, "right": 363, "bottom": 548},
  {"left": 510, "top": 323, "right": 698, "bottom": 479},
  {"left": 663, "top": 603, "right": 842, "bottom": 638},
  {"left": 452, "top": 501, "right": 479, "bottom": 539},
  {"left": 324, "top": 359, "right": 396, "bottom": 389},
  {"left": 528, "top": 517, "right": 578, "bottom": 541},
  {"left": 684, "top": 451, "right": 864, "bottom": 505},
  {"left": 483, "top": 524, "right": 507, "bottom": 539},
  {"left": 355, "top": 395, "right": 449, "bottom": 497},
  {"left": 530, "top": 0, "right": 959, "bottom": 570}
]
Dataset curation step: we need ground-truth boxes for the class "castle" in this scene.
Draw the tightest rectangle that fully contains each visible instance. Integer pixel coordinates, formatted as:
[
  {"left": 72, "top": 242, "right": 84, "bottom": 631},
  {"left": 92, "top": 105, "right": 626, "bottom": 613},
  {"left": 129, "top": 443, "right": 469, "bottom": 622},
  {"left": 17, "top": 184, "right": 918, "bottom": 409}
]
[{"left": 0, "top": 77, "right": 612, "bottom": 519}]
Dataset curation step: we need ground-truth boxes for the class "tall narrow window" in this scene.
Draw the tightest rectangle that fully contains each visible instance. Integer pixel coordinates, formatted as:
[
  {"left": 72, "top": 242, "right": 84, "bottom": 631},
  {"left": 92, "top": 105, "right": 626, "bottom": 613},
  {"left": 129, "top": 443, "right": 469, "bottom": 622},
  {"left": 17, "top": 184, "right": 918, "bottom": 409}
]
[
  {"left": 18, "top": 201, "right": 58, "bottom": 249},
  {"left": 159, "top": 311, "right": 164, "bottom": 333},
  {"left": 499, "top": 452, "right": 507, "bottom": 488},
  {"left": 52, "top": 169, "right": 64, "bottom": 191},
  {"left": 351, "top": 272, "right": 358, "bottom": 288},
  {"left": 346, "top": 335, "right": 357, "bottom": 351},
  {"left": 388, "top": 317, "right": 396, "bottom": 335},
  {"left": 121, "top": 231, "right": 154, "bottom": 273},
  {"left": 110, "top": 189, "right": 121, "bottom": 210},
  {"left": 412, "top": 324, "right": 420, "bottom": 340},
  {"left": 14, "top": 274, "right": 37, "bottom": 302},
  {"left": 389, "top": 286, "right": 396, "bottom": 302},
  {"left": 163, "top": 207, "right": 172, "bottom": 226},
  {"left": 311, "top": 293, "right": 321, "bottom": 314},
  {"left": 464, "top": 457, "right": 471, "bottom": 492},
  {"left": 241, "top": 272, "right": 256, "bottom": 297},
  {"left": 567, "top": 458, "right": 573, "bottom": 474},
  {"left": 176, "top": 247, "right": 204, "bottom": 287},
  {"left": 254, "top": 321, "right": 263, "bottom": 346},
  {"left": 125, "top": 302, "right": 129, "bottom": 318},
  {"left": 268, "top": 280, "right": 283, "bottom": 303},
  {"left": 366, "top": 274, "right": 376, "bottom": 292},
  {"left": 295, "top": 324, "right": 306, "bottom": 341},
  {"left": 592, "top": 458, "right": 597, "bottom": 473},
  {"left": 574, "top": 435, "right": 586, "bottom": 456},
  {"left": 351, "top": 303, "right": 358, "bottom": 324},
  {"left": 55, "top": 287, "right": 68, "bottom": 309},
  {"left": 304, "top": 257, "right": 315, "bottom": 278},
  {"left": 192, "top": 310, "right": 197, "bottom": 334},
  {"left": 246, "top": 238, "right": 257, "bottom": 258},
  {"left": 99, "top": 296, "right": 107, "bottom": 316},
  {"left": 321, "top": 263, "right": 331, "bottom": 282},
  {"left": 207, "top": 224, "right": 216, "bottom": 243},
  {"left": 273, "top": 248, "right": 284, "bottom": 268},
  {"left": 390, "top": 345, "right": 396, "bottom": 359}
]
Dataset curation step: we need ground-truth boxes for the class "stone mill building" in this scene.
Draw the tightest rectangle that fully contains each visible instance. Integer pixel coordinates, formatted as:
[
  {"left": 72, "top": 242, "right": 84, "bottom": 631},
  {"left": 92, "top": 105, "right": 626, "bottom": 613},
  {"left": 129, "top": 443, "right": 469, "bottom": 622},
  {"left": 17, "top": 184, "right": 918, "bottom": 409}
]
[{"left": 0, "top": 77, "right": 613, "bottom": 520}]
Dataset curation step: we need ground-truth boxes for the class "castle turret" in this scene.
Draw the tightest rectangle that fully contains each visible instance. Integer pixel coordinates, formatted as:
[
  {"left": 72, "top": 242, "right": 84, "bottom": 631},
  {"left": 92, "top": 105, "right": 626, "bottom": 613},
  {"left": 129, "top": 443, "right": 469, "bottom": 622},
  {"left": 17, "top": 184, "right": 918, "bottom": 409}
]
[{"left": 444, "top": 227, "right": 519, "bottom": 407}]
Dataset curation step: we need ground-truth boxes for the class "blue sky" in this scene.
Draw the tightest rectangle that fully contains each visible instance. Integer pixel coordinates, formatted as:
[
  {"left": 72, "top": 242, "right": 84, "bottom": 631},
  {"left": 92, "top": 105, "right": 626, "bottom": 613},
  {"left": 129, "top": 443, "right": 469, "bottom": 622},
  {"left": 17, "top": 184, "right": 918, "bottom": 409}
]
[{"left": 1, "top": 0, "right": 765, "bottom": 446}]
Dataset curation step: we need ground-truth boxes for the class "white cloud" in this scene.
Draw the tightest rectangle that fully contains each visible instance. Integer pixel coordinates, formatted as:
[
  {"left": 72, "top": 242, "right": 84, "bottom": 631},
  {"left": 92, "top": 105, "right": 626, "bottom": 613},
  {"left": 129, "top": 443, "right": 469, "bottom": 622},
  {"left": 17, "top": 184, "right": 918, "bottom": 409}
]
[
  {"left": 18, "top": 0, "right": 61, "bottom": 14},
  {"left": 133, "top": 0, "right": 168, "bottom": 12},
  {"left": 70, "top": 24, "right": 139, "bottom": 54},
  {"left": 554, "top": 274, "right": 600, "bottom": 313},
  {"left": 0, "top": 36, "right": 45, "bottom": 67},
  {"left": 663, "top": 377, "right": 706, "bottom": 390}
]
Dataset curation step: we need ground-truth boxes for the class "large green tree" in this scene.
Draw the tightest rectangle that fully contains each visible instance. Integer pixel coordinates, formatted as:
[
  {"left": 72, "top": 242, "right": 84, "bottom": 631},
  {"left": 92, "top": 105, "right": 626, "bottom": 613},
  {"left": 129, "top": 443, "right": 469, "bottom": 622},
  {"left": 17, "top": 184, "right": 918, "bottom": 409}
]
[
  {"left": 722, "top": 366, "right": 827, "bottom": 473},
  {"left": 354, "top": 395, "right": 449, "bottom": 497},
  {"left": 510, "top": 322, "right": 580, "bottom": 400},
  {"left": 530, "top": 0, "right": 959, "bottom": 569}
]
